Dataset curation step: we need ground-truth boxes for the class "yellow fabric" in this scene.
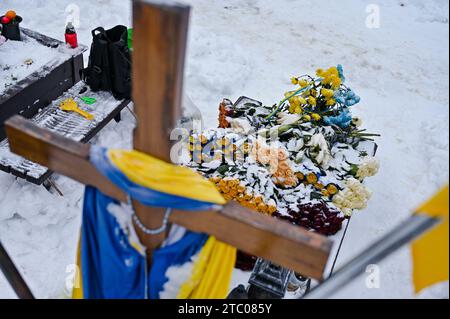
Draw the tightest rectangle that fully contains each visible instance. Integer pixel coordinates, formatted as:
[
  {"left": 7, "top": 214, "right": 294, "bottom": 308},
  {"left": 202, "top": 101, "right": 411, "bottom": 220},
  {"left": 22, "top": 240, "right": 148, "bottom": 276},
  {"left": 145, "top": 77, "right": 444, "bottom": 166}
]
[
  {"left": 412, "top": 185, "right": 449, "bottom": 294},
  {"left": 177, "top": 237, "right": 237, "bottom": 299},
  {"left": 108, "top": 149, "right": 226, "bottom": 205},
  {"left": 72, "top": 239, "right": 84, "bottom": 299}
]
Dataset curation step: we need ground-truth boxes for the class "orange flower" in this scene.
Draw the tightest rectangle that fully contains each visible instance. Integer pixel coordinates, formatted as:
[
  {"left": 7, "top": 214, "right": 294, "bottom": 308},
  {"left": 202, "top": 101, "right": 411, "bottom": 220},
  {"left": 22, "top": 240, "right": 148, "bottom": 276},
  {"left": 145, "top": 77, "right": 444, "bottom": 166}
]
[
  {"left": 296, "top": 172, "right": 305, "bottom": 181},
  {"left": 306, "top": 173, "right": 318, "bottom": 184},
  {"left": 326, "top": 183, "right": 339, "bottom": 195}
]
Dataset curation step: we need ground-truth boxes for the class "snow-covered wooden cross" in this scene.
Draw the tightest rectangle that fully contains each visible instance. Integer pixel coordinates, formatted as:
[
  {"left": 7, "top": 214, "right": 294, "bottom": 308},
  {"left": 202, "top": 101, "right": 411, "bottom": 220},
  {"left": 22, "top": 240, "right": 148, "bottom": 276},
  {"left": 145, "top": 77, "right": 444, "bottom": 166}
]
[{"left": 4, "top": 0, "right": 332, "bottom": 280}]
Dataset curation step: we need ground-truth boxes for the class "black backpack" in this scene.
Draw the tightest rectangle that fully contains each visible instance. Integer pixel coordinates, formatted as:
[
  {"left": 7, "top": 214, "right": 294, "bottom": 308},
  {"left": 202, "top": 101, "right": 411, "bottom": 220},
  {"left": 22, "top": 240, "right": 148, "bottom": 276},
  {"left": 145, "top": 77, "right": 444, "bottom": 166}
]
[{"left": 81, "top": 26, "right": 131, "bottom": 100}]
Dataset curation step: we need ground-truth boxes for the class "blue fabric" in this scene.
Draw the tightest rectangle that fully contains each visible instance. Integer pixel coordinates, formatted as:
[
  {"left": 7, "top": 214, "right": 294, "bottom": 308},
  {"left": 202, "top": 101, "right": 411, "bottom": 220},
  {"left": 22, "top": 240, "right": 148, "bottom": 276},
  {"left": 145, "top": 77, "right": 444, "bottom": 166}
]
[
  {"left": 81, "top": 187, "right": 147, "bottom": 299},
  {"left": 89, "top": 146, "right": 220, "bottom": 211},
  {"left": 81, "top": 186, "right": 208, "bottom": 299}
]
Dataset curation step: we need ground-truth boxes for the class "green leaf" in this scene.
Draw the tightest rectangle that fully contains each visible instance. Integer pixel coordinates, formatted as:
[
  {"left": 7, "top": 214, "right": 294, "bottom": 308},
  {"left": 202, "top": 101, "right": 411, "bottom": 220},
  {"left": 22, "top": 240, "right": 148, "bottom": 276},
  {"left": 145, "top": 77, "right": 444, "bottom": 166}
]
[
  {"left": 310, "top": 192, "right": 323, "bottom": 200},
  {"left": 217, "top": 165, "right": 230, "bottom": 175}
]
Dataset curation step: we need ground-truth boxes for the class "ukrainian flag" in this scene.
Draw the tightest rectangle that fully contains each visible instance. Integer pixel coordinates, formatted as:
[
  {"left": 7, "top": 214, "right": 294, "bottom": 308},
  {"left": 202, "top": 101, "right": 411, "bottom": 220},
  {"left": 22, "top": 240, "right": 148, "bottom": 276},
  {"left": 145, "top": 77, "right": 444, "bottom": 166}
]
[{"left": 72, "top": 146, "right": 235, "bottom": 299}]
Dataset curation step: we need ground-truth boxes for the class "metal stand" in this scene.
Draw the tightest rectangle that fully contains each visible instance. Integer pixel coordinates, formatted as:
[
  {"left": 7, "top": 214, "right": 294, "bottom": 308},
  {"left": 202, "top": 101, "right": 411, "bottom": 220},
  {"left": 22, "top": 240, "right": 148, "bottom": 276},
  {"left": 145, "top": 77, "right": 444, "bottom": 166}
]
[
  {"left": 247, "top": 258, "right": 292, "bottom": 299},
  {"left": 42, "top": 177, "right": 64, "bottom": 196},
  {"left": 0, "top": 241, "right": 34, "bottom": 299},
  {"left": 304, "top": 214, "right": 440, "bottom": 299}
]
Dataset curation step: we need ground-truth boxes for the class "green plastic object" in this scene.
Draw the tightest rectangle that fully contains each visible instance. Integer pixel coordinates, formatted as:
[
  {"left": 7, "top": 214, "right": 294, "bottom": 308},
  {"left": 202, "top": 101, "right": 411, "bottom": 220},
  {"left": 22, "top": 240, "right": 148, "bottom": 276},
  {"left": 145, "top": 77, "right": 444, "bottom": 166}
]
[
  {"left": 80, "top": 96, "right": 97, "bottom": 105},
  {"left": 127, "top": 28, "right": 133, "bottom": 51}
]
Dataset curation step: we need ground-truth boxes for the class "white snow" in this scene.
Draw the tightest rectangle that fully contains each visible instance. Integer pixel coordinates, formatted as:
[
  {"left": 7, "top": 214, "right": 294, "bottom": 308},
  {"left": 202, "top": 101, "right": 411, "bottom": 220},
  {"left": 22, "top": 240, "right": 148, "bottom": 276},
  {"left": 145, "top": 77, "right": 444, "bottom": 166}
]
[
  {"left": 0, "top": 0, "right": 448, "bottom": 299},
  {"left": 0, "top": 35, "right": 74, "bottom": 96}
]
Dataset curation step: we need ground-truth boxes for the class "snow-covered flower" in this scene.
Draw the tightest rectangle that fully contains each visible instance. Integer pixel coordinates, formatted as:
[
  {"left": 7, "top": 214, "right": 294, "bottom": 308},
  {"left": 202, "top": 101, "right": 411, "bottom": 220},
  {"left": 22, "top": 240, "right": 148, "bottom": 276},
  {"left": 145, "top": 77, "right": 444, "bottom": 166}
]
[
  {"left": 277, "top": 112, "right": 301, "bottom": 125},
  {"left": 356, "top": 157, "right": 380, "bottom": 180},
  {"left": 352, "top": 117, "right": 363, "bottom": 127},
  {"left": 0, "top": 36, "right": 6, "bottom": 46},
  {"left": 332, "top": 178, "right": 372, "bottom": 216},
  {"left": 307, "top": 133, "right": 332, "bottom": 169},
  {"left": 229, "top": 118, "right": 253, "bottom": 134}
]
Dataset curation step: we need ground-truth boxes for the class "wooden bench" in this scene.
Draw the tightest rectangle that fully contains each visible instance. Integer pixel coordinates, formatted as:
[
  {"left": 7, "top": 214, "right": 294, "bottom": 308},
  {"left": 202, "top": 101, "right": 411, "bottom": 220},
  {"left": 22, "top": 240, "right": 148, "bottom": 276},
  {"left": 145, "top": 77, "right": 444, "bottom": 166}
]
[{"left": 0, "top": 28, "right": 130, "bottom": 186}]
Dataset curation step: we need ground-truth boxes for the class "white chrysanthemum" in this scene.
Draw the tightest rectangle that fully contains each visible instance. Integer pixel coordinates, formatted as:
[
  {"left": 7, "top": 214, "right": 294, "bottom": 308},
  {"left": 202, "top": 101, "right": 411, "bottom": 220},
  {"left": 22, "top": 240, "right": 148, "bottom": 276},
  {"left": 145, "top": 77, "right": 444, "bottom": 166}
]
[
  {"left": 356, "top": 157, "right": 380, "bottom": 180},
  {"left": 277, "top": 112, "right": 301, "bottom": 125},
  {"left": 307, "top": 133, "right": 332, "bottom": 169},
  {"left": 229, "top": 118, "right": 253, "bottom": 134},
  {"left": 333, "top": 178, "right": 372, "bottom": 216}
]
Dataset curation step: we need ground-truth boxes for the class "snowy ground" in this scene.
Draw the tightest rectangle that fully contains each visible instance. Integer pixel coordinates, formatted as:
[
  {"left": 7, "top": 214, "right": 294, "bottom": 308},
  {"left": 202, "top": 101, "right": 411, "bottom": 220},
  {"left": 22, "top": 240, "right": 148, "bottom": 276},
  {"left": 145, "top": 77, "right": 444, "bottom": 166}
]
[{"left": 0, "top": 0, "right": 448, "bottom": 299}]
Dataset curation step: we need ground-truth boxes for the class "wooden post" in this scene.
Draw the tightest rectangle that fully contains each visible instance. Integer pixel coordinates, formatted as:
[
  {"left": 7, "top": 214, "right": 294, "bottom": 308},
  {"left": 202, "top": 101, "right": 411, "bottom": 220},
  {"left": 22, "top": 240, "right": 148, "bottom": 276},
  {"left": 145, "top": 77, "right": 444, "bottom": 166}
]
[{"left": 131, "top": 0, "right": 190, "bottom": 252}]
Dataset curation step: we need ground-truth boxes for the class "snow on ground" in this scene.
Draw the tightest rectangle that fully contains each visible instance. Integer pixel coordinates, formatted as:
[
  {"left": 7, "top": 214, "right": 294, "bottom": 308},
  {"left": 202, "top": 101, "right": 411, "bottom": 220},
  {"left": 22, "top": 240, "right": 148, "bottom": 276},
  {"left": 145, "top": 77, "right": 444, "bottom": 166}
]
[{"left": 0, "top": 0, "right": 448, "bottom": 298}]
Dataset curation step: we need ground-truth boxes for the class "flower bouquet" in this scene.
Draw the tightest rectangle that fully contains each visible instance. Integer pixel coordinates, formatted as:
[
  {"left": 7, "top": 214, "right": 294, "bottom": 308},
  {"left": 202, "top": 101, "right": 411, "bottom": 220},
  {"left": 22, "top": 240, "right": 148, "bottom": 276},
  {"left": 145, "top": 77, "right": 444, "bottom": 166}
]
[{"left": 183, "top": 65, "right": 380, "bottom": 268}]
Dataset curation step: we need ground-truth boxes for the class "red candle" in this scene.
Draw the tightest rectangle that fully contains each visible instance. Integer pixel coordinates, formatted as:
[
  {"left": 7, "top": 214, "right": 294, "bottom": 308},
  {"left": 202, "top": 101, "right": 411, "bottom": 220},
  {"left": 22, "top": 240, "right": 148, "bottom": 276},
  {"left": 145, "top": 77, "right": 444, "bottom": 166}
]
[{"left": 1, "top": 16, "right": 11, "bottom": 24}]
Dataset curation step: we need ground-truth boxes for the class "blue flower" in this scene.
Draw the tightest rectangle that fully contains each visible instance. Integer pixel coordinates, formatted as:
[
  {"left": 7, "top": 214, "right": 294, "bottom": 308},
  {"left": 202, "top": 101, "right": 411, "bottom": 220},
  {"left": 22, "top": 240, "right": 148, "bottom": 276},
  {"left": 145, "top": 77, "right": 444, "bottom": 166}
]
[
  {"left": 324, "top": 109, "right": 352, "bottom": 128},
  {"left": 337, "top": 64, "right": 346, "bottom": 82},
  {"left": 334, "top": 89, "right": 361, "bottom": 107}
]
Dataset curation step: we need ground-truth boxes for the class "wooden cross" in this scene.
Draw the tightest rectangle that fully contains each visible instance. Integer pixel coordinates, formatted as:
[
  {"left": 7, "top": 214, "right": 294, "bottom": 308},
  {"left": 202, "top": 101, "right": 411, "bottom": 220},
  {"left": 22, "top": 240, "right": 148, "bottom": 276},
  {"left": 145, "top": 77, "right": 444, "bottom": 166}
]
[{"left": 4, "top": 0, "right": 332, "bottom": 281}]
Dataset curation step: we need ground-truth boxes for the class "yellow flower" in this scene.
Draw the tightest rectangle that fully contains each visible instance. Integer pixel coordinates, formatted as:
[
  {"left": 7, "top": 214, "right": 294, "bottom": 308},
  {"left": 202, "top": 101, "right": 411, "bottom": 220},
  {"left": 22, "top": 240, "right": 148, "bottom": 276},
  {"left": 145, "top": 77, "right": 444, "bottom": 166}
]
[
  {"left": 254, "top": 195, "right": 263, "bottom": 204},
  {"left": 321, "top": 88, "right": 334, "bottom": 98},
  {"left": 210, "top": 176, "right": 220, "bottom": 184},
  {"left": 322, "top": 189, "right": 330, "bottom": 197},
  {"left": 303, "top": 114, "right": 311, "bottom": 122},
  {"left": 314, "top": 182, "right": 325, "bottom": 190},
  {"left": 326, "top": 98, "right": 336, "bottom": 106},
  {"left": 308, "top": 96, "right": 317, "bottom": 106},
  {"left": 298, "top": 79, "right": 308, "bottom": 88},
  {"left": 311, "top": 113, "right": 321, "bottom": 121},
  {"left": 289, "top": 104, "right": 296, "bottom": 114},
  {"left": 237, "top": 184, "right": 246, "bottom": 193},
  {"left": 268, "top": 205, "right": 277, "bottom": 215},
  {"left": 257, "top": 203, "right": 267, "bottom": 213},
  {"left": 291, "top": 77, "right": 298, "bottom": 85},
  {"left": 306, "top": 173, "right": 318, "bottom": 184},
  {"left": 296, "top": 172, "right": 305, "bottom": 181},
  {"left": 227, "top": 179, "right": 237, "bottom": 188},
  {"left": 310, "top": 89, "right": 318, "bottom": 97},
  {"left": 218, "top": 180, "right": 227, "bottom": 189},
  {"left": 289, "top": 96, "right": 299, "bottom": 107},
  {"left": 316, "top": 68, "right": 325, "bottom": 77},
  {"left": 298, "top": 97, "right": 307, "bottom": 105},
  {"left": 326, "top": 183, "right": 339, "bottom": 195},
  {"left": 331, "top": 76, "right": 341, "bottom": 89},
  {"left": 244, "top": 193, "right": 253, "bottom": 200},
  {"left": 294, "top": 106, "right": 303, "bottom": 114}
]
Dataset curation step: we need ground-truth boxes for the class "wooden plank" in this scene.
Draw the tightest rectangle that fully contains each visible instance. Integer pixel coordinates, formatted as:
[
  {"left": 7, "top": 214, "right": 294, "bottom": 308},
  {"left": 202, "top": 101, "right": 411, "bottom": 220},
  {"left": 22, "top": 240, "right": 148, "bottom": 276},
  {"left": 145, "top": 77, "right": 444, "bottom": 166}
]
[
  {"left": 131, "top": 0, "right": 191, "bottom": 252},
  {"left": 5, "top": 115, "right": 332, "bottom": 279}
]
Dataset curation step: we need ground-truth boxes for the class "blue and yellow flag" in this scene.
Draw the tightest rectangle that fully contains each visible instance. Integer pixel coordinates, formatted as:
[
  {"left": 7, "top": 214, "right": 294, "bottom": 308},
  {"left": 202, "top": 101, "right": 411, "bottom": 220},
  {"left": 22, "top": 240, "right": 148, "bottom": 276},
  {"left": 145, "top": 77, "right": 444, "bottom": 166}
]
[
  {"left": 73, "top": 146, "right": 235, "bottom": 299},
  {"left": 412, "top": 185, "right": 449, "bottom": 294}
]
